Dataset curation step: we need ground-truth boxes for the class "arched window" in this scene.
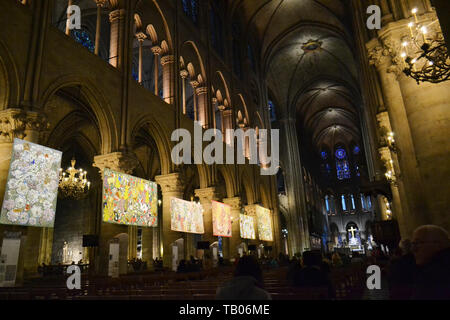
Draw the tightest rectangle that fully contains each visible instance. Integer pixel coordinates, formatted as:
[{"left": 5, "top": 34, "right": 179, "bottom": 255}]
[
  {"left": 360, "top": 194, "right": 367, "bottom": 210},
  {"left": 335, "top": 148, "right": 351, "bottom": 180},
  {"left": 325, "top": 195, "right": 330, "bottom": 213},
  {"left": 366, "top": 196, "right": 372, "bottom": 209},
  {"left": 268, "top": 100, "right": 276, "bottom": 122},
  {"left": 210, "top": 9, "right": 223, "bottom": 57},
  {"left": 341, "top": 194, "right": 347, "bottom": 211},
  {"left": 182, "top": 0, "right": 198, "bottom": 25},
  {"left": 232, "top": 22, "right": 242, "bottom": 78},
  {"left": 350, "top": 194, "right": 356, "bottom": 210},
  {"left": 72, "top": 29, "right": 95, "bottom": 53}
]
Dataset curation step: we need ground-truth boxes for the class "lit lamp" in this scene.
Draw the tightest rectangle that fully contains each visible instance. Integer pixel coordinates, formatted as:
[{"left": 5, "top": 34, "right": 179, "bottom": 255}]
[
  {"left": 58, "top": 157, "right": 91, "bottom": 200},
  {"left": 400, "top": 8, "right": 450, "bottom": 84}
]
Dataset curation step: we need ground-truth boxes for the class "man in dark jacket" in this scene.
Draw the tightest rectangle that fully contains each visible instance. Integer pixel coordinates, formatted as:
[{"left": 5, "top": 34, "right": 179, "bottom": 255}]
[{"left": 411, "top": 225, "right": 450, "bottom": 300}]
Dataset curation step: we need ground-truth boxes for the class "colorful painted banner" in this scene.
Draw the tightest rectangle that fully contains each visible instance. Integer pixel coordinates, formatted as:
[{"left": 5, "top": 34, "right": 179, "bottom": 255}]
[
  {"left": 170, "top": 197, "right": 204, "bottom": 234},
  {"left": 102, "top": 168, "right": 158, "bottom": 227},
  {"left": 212, "top": 200, "right": 232, "bottom": 237},
  {"left": 240, "top": 214, "right": 256, "bottom": 240},
  {"left": 0, "top": 139, "right": 62, "bottom": 227},
  {"left": 256, "top": 205, "right": 273, "bottom": 241}
]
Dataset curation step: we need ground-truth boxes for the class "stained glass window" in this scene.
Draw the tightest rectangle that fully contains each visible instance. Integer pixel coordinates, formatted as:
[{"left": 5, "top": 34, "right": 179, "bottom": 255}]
[
  {"left": 325, "top": 196, "right": 330, "bottom": 212},
  {"left": 73, "top": 30, "right": 95, "bottom": 53},
  {"left": 360, "top": 194, "right": 366, "bottom": 210},
  {"left": 182, "top": 0, "right": 198, "bottom": 25},
  {"left": 321, "top": 151, "right": 327, "bottom": 160},
  {"left": 350, "top": 194, "right": 356, "bottom": 209},
  {"left": 336, "top": 148, "right": 350, "bottom": 180},
  {"left": 366, "top": 196, "right": 372, "bottom": 209},
  {"left": 268, "top": 100, "right": 276, "bottom": 122},
  {"left": 341, "top": 195, "right": 347, "bottom": 211},
  {"left": 353, "top": 146, "right": 360, "bottom": 154}
]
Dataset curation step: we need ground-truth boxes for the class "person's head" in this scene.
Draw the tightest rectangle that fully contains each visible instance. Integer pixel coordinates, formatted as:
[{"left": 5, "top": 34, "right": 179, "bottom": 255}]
[
  {"left": 398, "top": 239, "right": 412, "bottom": 255},
  {"left": 302, "top": 250, "right": 322, "bottom": 267},
  {"left": 412, "top": 225, "right": 450, "bottom": 265},
  {"left": 234, "top": 255, "right": 263, "bottom": 284}
]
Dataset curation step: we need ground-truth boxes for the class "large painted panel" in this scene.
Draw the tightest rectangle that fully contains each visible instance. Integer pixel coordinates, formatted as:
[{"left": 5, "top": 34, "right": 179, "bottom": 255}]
[
  {"left": 211, "top": 200, "right": 232, "bottom": 237},
  {"left": 170, "top": 197, "right": 204, "bottom": 234},
  {"left": 102, "top": 168, "right": 158, "bottom": 227},
  {"left": 240, "top": 214, "right": 256, "bottom": 240},
  {"left": 256, "top": 205, "right": 273, "bottom": 241},
  {"left": 0, "top": 139, "right": 62, "bottom": 227}
]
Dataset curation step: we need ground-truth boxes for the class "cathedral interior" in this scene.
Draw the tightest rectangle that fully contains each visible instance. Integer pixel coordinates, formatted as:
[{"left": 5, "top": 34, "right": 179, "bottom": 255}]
[{"left": 0, "top": 0, "right": 449, "bottom": 302}]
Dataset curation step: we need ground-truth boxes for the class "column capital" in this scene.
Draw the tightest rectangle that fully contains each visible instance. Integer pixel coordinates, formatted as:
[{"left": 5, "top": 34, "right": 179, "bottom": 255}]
[
  {"left": 180, "top": 69, "right": 189, "bottom": 79},
  {"left": 95, "top": 0, "right": 108, "bottom": 8},
  {"left": 109, "top": 9, "right": 125, "bottom": 22},
  {"left": 135, "top": 32, "right": 147, "bottom": 43},
  {"left": 244, "top": 204, "right": 258, "bottom": 216},
  {"left": 155, "top": 173, "right": 183, "bottom": 194},
  {"left": 223, "top": 197, "right": 241, "bottom": 210},
  {"left": 160, "top": 55, "right": 175, "bottom": 66},
  {"left": 190, "top": 80, "right": 199, "bottom": 89},
  {"left": 195, "top": 86, "right": 208, "bottom": 95},
  {"left": 194, "top": 187, "right": 218, "bottom": 202},
  {"left": 151, "top": 46, "right": 162, "bottom": 56},
  {"left": 0, "top": 108, "right": 49, "bottom": 143},
  {"left": 93, "top": 152, "right": 138, "bottom": 175}
]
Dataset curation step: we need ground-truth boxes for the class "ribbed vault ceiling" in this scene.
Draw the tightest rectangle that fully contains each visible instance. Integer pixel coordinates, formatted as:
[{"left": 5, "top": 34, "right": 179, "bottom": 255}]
[{"left": 233, "top": 0, "right": 362, "bottom": 151}]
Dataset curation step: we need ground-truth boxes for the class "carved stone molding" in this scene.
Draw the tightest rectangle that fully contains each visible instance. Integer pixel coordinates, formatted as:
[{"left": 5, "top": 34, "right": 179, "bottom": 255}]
[
  {"left": 194, "top": 187, "right": 218, "bottom": 203},
  {"left": 155, "top": 173, "right": 183, "bottom": 194},
  {"left": 244, "top": 204, "right": 257, "bottom": 217},
  {"left": 93, "top": 152, "right": 138, "bottom": 176},
  {"left": 151, "top": 46, "right": 162, "bottom": 56},
  {"left": 223, "top": 197, "right": 241, "bottom": 211},
  {"left": 135, "top": 32, "right": 147, "bottom": 43},
  {"left": 109, "top": 9, "right": 125, "bottom": 22},
  {"left": 0, "top": 108, "right": 49, "bottom": 143},
  {"left": 160, "top": 55, "right": 175, "bottom": 66}
]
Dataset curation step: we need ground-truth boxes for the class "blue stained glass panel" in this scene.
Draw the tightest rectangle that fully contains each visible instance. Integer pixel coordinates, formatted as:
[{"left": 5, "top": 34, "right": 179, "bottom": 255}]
[
  {"left": 335, "top": 148, "right": 346, "bottom": 159},
  {"left": 73, "top": 30, "right": 95, "bottom": 53},
  {"left": 321, "top": 151, "right": 327, "bottom": 160}
]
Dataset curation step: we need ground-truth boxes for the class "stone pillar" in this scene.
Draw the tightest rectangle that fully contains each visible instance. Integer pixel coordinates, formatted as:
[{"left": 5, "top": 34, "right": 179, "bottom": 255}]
[
  {"left": 93, "top": 151, "right": 138, "bottom": 275},
  {"left": 222, "top": 108, "right": 233, "bottom": 144},
  {"left": 154, "top": 173, "right": 184, "bottom": 268},
  {"left": 223, "top": 197, "right": 241, "bottom": 259},
  {"left": 151, "top": 46, "right": 162, "bottom": 96},
  {"left": 0, "top": 109, "right": 50, "bottom": 281},
  {"left": 135, "top": 32, "right": 147, "bottom": 84},
  {"left": 180, "top": 69, "right": 189, "bottom": 114},
  {"left": 108, "top": 8, "right": 125, "bottom": 68},
  {"left": 279, "top": 118, "right": 310, "bottom": 254},
  {"left": 65, "top": 0, "right": 73, "bottom": 36},
  {"left": 94, "top": 0, "right": 107, "bottom": 56},
  {"left": 194, "top": 187, "right": 218, "bottom": 245},
  {"left": 160, "top": 55, "right": 175, "bottom": 104},
  {"left": 195, "top": 86, "right": 208, "bottom": 128},
  {"left": 367, "top": 39, "right": 431, "bottom": 236}
]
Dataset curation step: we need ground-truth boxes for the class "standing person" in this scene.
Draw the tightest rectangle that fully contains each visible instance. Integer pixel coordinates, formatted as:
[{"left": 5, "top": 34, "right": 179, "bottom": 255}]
[
  {"left": 411, "top": 225, "right": 450, "bottom": 300},
  {"left": 216, "top": 255, "right": 271, "bottom": 300},
  {"left": 388, "top": 239, "right": 417, "bottom": 300}
]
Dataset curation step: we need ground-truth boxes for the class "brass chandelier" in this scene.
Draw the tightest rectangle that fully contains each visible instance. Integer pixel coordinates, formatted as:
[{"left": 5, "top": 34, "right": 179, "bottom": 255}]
[
  {"left": 400, "top": 8, "right": 450, "bottom": 84},
  {"left": 59, "top": 158, "right": 91, "bottom": 200}
]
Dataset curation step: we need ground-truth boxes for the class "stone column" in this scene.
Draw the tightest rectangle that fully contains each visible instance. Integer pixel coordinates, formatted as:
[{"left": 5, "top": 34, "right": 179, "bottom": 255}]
[
  {"left": 180, "top": 69, "right": 189, "bottom": 114},
  {"left": 151, "top": 46, "right": 162, "bottom": 96},
  {"left": 279, "top": 118, "right": 310, "bottom": 254},
  {"left": 190, "top": 80, "right": 199, "bottom": 121},
  {"left": 194, "top": 187, "right": 218, "bottom": 246},
  {"left": 155, "top": 173, "right": 184, "bottom": 268},
  {"left": 223, "top": 197, "right": 241, "bottom": 259},
  {"left": 222, "top": 108, "right": 232, "bottom": 144},
  {"left": 0, "top": 109, "right": 50, "bottom": 281},
  {"left": 108, "top": 8, "right": 125, "bottom": 68},
  {"left": 135, "top": 32, "right": 147, "bottom": 84},
  {"left": 160, "top": 55, "right": 175, "bottom": 104},
  {"left": 367, "top": 40, "right": 430, "bottom": 236},
  {"left": 94, "top": 0, "right": 107, "bottom": 55},
  {"left": 195, "top": 86, "right": 208, "bottom": 128},
  {"left": 93, "top": 152, "right": 139, "bottom": 275}
]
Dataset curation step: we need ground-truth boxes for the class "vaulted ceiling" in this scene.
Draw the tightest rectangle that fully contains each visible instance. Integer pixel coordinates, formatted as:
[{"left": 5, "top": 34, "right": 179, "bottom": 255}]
[{"left": 232, "top": 0, "right": 363, "bottom": 153}]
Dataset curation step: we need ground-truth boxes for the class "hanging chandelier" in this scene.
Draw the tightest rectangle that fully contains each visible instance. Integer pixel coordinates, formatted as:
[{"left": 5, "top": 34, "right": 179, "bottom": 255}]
[
  {"left": 58, "top": 158, "right": 91, "bottom": 200},
  {"left": 400, "top": 8, "right": 450, "bottom": 84}
]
